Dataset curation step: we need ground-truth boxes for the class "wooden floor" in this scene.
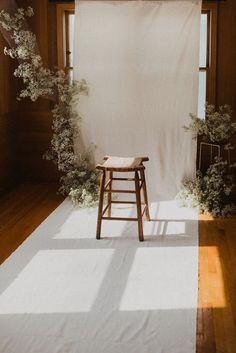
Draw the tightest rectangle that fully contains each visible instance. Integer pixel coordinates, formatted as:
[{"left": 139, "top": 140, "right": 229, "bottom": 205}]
[
  {"left": 0, "top": 183, "right": 64, "bottom": 265},
  {"left": 0, "top": 183, "right": 236, "bottom": 352},
  {"left": 197, "top": 214, "right": 236, "bottom": 353}
]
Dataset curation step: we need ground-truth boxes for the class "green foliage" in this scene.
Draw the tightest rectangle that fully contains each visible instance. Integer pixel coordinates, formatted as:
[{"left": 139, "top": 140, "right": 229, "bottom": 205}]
[
  {"left": 0, "top": 7, "right": 99, "bottom": 207},
  {"left": 184, "top": 103, "right": 236, "bottom": 143},
  {"left": 178, "top": 103, "right": 236, "bottom": 217},
  {"left": 177, "top": 158, "right": 235, "bottom": 217},
  {"left": 68, "top": 170, "right": 99, "bottom": 208}
]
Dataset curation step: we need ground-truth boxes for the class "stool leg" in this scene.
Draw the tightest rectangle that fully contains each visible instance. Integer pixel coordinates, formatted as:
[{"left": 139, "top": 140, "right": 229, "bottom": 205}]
[
  {"left": 107, "top": 171, "right": 113, "bottom": 217},
  {"left": 135, "top": 171, "right": 144, "bottom": 242},
  {"left": 96, "top": 171, "right": 106, "bottom": 239},
  {"left": 140, "top": 168, "right": 150, "bottom": 221}
]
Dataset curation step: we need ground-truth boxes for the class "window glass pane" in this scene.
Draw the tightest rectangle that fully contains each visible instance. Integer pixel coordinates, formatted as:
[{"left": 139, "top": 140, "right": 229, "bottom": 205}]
[
  {"left": 69, "top": 69, "right": 73, "bottom": 83},
  {"left": 198, "top": 71, "right": 206, "bottom": 119},
  {"left": 199, "top": 14, "right": 207, "bottom": 68},
  {"left": 69, "top": 14, "right": 75, "bottom": 67}
]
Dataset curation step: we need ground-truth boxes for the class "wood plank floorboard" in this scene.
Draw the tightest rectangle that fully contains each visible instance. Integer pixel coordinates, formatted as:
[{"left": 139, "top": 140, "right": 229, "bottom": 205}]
[
  {"left": 0, "top": 183, "right": 236, "bottom": 352},
  {"left": 197, "top": 214, "right": 236, "bottom": 353},
  {"left": 0, "top": 183, "right": 64, "bottom": 265}
]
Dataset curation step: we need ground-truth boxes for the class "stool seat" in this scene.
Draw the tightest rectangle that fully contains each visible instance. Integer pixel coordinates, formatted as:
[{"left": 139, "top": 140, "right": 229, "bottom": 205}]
[
  {"left": 96, "top": 156, "right": 149, "bottom": 172},
  {"left": 96, "top": 155, "right": 150, "bottom": 242}
]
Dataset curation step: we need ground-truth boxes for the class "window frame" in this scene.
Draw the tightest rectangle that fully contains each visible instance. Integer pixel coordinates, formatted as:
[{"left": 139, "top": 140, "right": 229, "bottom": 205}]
[
  {"left": 201, "top": 3, "right": 218, "bottom": 104},
  {"left": 56, "top": 3, "right": 75, "bottom": 71},
  {"left": 56, "top": 2, "right": 218, "bottom": 106}
]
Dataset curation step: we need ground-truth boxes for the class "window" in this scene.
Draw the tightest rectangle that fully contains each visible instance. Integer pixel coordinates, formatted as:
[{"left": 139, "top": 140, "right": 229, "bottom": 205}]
[
  {"left": 56, "top": 3, "right": 75, "bottom": 79},
  {"left": 198, "top": 13, "right": 208, "bottom": 119},
  {"left": 198, "top": 4, "right": 217, "bottom": 119},
  {"left": 57, "top": 3, "right": 217, "bottom": 113},
  {"left": 65, "top": 11, "right": 75, "bottom": 75}
]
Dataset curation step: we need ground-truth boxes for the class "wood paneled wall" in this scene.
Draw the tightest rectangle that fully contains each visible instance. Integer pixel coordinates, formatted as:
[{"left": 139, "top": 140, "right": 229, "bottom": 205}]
[
  {"left": 17, "top": 0, "right": 59, "bottom": 182},
  {"left": 2, "top": 0, "right": 236, "bottom": 184},
  {"left": 0, "top": 32, "right": 18, "bottom": 194},
  {"left": 217, "top": 0, "right": 236, "bottom": 164}
]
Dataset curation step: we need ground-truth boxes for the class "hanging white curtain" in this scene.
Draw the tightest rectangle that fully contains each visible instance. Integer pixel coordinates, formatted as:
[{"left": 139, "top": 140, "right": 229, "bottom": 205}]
[{"left": 74, "top": 0, "right": 201, "bottom": 201}]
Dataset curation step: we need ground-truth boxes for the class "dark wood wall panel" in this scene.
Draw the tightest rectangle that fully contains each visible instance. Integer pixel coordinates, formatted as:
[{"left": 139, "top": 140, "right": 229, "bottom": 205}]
[
  {"left": 18, "top": 111, "right": 59, "bottom": 181},
  {"left": 217, "top": 0, "right": 236, "bottom": 164},
  {"left": 0, "top": 112, "right": 17, "bottom": 194},
  {"left": 217, "top": 0, "right": 236, "bottom": 109},
  {"left": 0, "top": 31, "right": 18, "bottom": 194},
  {"left": 17, "top": 0, "right": 59, "bottom": 182}
]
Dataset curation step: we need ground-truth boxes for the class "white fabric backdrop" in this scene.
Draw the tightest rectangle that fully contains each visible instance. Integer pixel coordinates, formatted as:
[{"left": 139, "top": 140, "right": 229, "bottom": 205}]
[{"left": 74, "top": 0, "right": 201, "bottom": 201}]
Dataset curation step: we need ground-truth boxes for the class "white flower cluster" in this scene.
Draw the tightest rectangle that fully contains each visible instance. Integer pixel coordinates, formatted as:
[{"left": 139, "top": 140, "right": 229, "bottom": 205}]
[
  {"left": 177, "top": 158, "right": 236, "bottom": 217},
  {"left": 0, "top": 7, "right": 99, "bottom": 207},
  {"left": 0, "top": 7, "right": 33, "bottom": 31},
  {"left": 0, "top": 8, "right": 56, "bottom": 101},
  {"left": 184, "top": 103, "right": 236, "bottom": 144}
]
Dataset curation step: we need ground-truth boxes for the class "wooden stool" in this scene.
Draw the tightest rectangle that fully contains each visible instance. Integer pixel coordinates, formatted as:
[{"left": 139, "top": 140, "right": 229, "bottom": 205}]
[{"left": 96, "top": 156, "right": 150, "bottom": 242}]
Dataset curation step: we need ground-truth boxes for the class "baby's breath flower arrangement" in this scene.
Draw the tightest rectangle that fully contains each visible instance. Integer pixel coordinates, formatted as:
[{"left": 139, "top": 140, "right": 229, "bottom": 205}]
[
  {"left": 184, "top": 103, "right": 236, "bottom": 144},
  {"left": 0, "top": 7, "right": 99, "bottom": 207},
  {"left": 178, "top": 103, "right": 236, "bottom": 217},
  {"left": 177, "top": 158, "right": 235, "bottom": 217}
]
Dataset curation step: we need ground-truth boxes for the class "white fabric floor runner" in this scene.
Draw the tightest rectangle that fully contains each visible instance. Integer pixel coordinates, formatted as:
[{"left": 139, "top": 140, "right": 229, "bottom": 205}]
[{"left": 0, "top": 199, "right": 198, "bottom": 353}]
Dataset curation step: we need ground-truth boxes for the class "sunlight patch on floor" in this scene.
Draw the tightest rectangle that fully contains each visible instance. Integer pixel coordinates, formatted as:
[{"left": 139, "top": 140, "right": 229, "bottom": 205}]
[
  {"left": 199, "top": 246, "right": 226, "bottom": 308},
  {"left": 119, "top": 247, "right": 198, "bottom": 311},
  {"left": 0, "top": 249, "right": 114, "bottom": 314}
]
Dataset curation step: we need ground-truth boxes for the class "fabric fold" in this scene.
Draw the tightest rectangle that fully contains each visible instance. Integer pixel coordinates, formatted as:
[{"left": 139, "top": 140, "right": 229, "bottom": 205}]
[{"left": 74, "top": 0, "right": 201, "bottom": 200}]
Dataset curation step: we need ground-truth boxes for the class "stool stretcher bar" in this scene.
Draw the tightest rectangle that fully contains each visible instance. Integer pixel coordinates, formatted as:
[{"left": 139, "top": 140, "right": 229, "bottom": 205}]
[
  {"left": 102, "top": 216, "right": 139, "bottom": 221},
  {"left": 104, "top": 189, "right": 136, "bottom": 194},
  {"left": 111, "top": 200, "right": 144, "bottom": 205},
  {"left": 112, "top": 177, "right": 142, "bottom": 182}
]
